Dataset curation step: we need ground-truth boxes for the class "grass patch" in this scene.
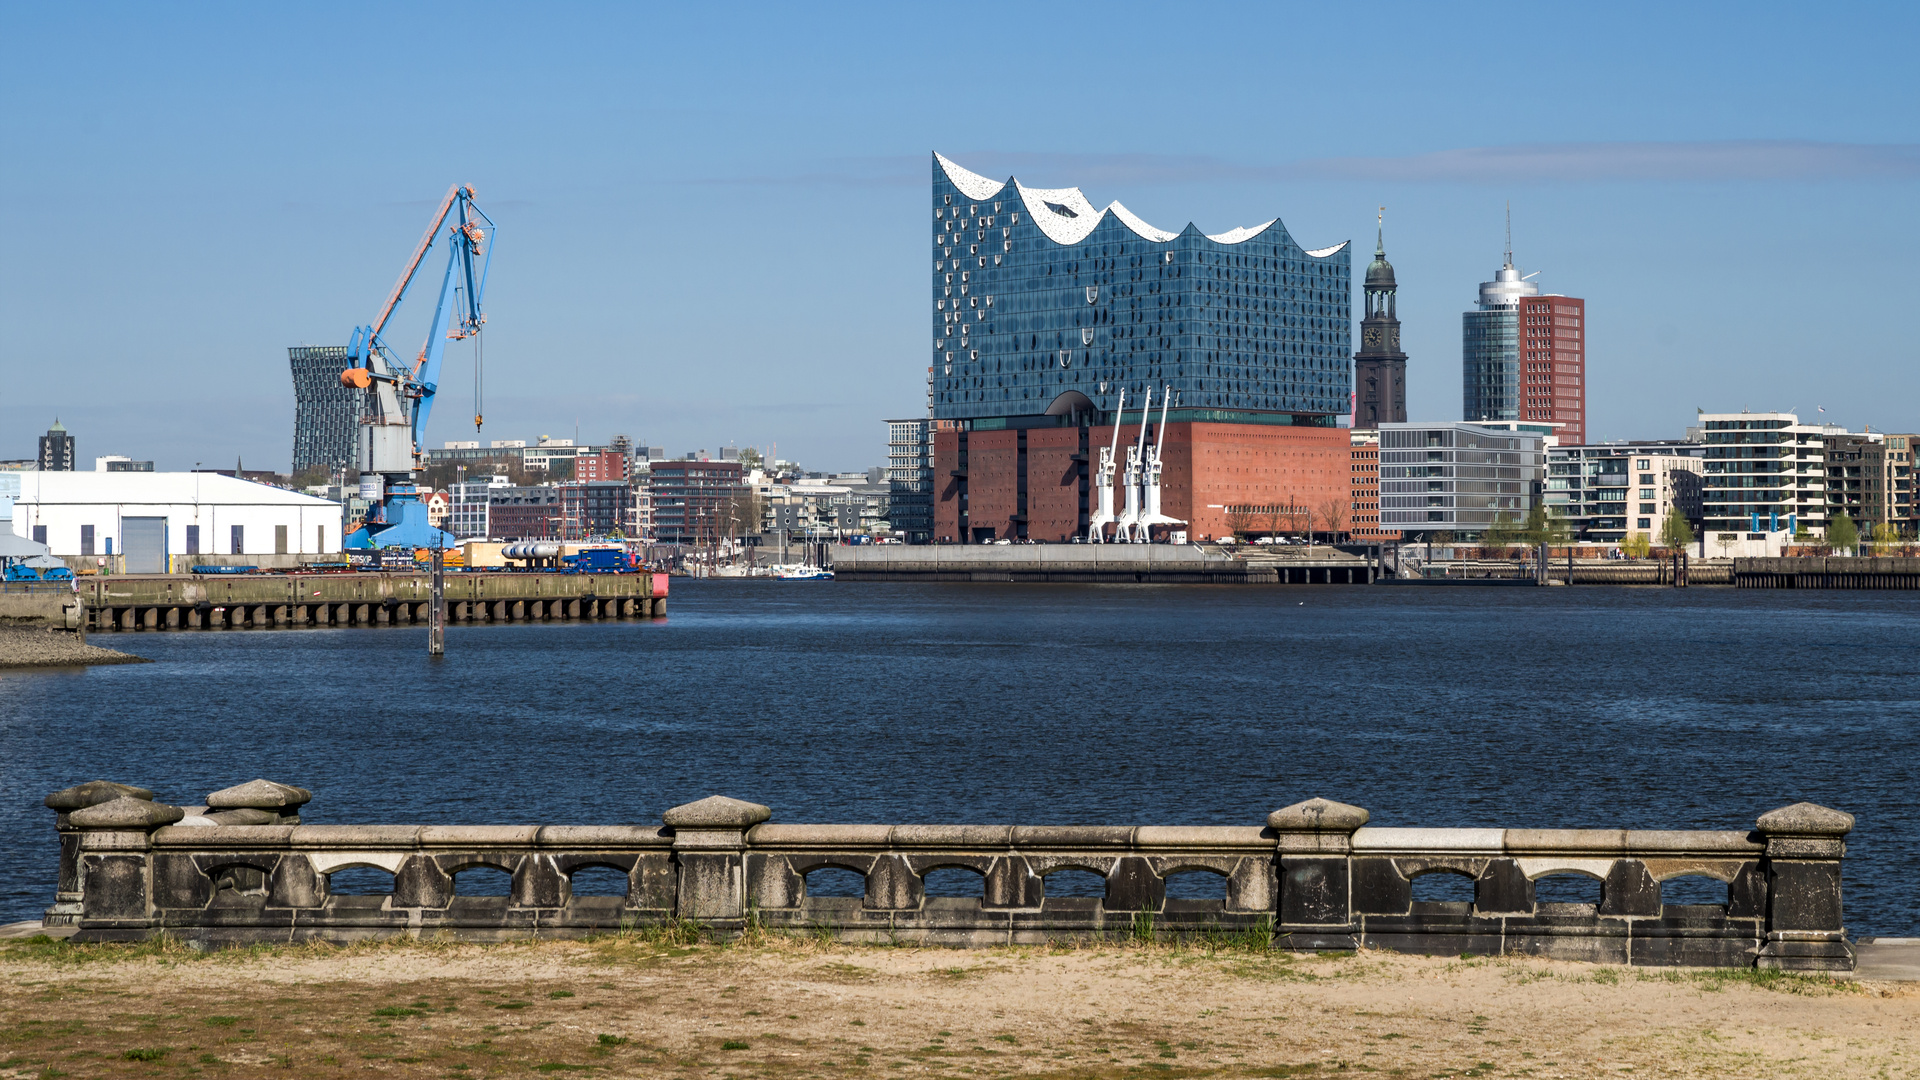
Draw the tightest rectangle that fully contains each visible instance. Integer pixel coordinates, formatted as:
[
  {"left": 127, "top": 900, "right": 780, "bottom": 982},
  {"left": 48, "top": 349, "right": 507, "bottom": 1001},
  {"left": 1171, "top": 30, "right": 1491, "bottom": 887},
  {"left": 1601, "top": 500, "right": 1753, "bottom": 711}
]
[
  {"left": 720, "top": 1040, "right": 749, "bottom": 1050},
  {"left": 596, "top": 1034, "right": 628, "bottom": 1047},
  {"left": 548, "top": 990, "right": 575, "bottom": 998},
  {"left": 122, "top": 1048, "right": 168, "bottom": 1061}
]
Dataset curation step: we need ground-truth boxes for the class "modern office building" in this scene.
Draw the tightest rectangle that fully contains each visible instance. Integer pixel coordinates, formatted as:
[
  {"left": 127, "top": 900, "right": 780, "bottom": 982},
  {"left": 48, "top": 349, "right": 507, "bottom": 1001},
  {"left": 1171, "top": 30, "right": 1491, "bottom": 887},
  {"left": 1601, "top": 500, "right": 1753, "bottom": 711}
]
[
  {"left": 885, "top": 418, "right": 933, "bottom": 543},
  {"left": 446, "top": 475, "right": 508, "bottom": 538},
  {"left": 1463, "top": 234, "right": 1586, "bottom": 443},
  {"left": 1545, "top": 442, "right": 1702, "bottom": 542},
  {"left": 289, "top": 346, "right": 367, "bottom": 475},
  {"left": 1377, "top": 421, "right": 1546, "bottom": 539},
  {"left": 36, "top": 420, "right": 75, "bottom": 472},
  {"left": 1352, "top": 216, "right": 1407, "bottom": 429},
  {"left": 646, "top": 459, "right": 747, "bottom": 544},
  {"left": 927, "top": 152, "right": 1352, "bottom": 542},
  {"left": 1698, "top": 412, "right": 1831, "bottom": 539},
  {"left": 1519, "top": 295, "right": 1587, "bottom": 444}
]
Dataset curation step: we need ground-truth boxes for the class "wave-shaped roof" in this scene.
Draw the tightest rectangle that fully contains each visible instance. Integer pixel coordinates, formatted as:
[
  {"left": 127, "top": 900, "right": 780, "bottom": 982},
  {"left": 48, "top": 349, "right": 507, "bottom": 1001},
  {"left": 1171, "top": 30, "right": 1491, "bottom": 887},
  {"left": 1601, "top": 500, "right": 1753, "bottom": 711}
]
[{"left": 935, "top": 152, "right": 1341, "bottom": 253}]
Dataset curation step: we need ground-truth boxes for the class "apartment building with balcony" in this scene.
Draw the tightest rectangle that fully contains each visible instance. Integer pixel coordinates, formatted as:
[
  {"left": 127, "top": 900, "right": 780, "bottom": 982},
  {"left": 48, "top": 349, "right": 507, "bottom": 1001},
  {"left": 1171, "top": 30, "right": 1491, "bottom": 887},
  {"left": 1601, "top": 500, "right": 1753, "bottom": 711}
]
[
  {"left": 1698, "top": 412, "right": 1831, "bottom": 539},
  {"left": 1545, "top": 442, "right": 1703, "bottom": 542}
]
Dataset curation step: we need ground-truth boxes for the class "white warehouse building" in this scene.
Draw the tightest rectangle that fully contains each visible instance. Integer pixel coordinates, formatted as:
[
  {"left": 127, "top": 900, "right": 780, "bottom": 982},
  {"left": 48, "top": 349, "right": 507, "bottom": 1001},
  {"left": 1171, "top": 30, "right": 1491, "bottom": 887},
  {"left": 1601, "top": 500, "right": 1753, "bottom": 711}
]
[{"left": 5, "top": 472, "right": 343, "bottom": 573}]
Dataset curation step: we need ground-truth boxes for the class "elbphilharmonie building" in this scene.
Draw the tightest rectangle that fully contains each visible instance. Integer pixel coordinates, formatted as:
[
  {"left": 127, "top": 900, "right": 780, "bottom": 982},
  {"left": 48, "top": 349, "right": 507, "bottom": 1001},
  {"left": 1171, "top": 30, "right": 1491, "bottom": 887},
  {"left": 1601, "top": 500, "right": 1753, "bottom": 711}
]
[{"left": 928, "top": 153, "right": 1354, "bottom": 543}]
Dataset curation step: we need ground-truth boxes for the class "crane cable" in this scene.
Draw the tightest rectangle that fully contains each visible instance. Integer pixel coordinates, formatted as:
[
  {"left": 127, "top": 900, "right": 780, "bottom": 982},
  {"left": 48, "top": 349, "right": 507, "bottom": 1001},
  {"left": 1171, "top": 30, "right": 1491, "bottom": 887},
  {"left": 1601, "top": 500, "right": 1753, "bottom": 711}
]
[{"left": 473, "top": 331, "right": 484, "bottom": 432}]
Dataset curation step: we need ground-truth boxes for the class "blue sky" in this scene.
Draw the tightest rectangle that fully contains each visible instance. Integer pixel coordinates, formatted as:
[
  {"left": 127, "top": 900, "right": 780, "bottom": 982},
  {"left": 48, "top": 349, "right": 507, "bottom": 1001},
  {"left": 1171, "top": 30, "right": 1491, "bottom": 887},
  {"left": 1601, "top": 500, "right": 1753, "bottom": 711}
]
[{"left": 2, "top": 2, "right": 1916, "bottom": 471}]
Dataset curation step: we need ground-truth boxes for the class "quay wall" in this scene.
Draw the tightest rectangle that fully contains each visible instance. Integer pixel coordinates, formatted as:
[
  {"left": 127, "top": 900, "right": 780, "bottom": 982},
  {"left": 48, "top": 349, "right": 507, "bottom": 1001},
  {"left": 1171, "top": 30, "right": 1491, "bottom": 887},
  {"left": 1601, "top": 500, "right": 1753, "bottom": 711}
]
[
  {"left": 40, "top": 783, "right": 1857, "bottom": 970},
  {"left": 832, "top": 546, "right": 1374, "bottom": 584},
  {"left": 1734, "top": 556, "right": 1920, "bottom": 590},
  {"left": 72, "top": 572, "right": 665, "bottom": 631}
]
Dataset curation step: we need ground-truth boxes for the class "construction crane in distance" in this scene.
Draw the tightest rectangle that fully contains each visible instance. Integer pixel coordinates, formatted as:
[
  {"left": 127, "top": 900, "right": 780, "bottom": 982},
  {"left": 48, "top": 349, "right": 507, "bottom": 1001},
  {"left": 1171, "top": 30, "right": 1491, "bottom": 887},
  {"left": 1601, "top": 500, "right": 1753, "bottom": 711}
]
[{"left": 341, "top": 184, "right": 496, "bottom": 549}]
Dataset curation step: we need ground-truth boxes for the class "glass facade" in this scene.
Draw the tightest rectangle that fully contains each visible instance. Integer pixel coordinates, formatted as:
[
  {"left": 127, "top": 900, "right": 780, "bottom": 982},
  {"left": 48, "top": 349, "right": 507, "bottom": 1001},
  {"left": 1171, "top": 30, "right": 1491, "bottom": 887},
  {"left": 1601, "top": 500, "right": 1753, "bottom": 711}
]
[
  {"left": 930, "top": 154, "right": 1350, "bottom": 425},
  {"left": 1377, "top": 422, "right": 1545, "bottom": 538},
  {"left": 885, "top": 418, "right": 933, "bottom": 542},
  {"left": 1462, "top": 309, "right": 1518, "bottom": 424},
  {"left": 289, "top": 345, "right": 368, "bottom": 475}
]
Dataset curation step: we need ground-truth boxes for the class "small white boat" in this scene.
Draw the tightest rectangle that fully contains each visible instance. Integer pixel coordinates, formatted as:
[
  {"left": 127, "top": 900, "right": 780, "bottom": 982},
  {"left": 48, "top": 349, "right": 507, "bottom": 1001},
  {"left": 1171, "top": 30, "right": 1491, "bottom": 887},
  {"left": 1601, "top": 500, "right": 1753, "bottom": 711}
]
[{"left": 773, "top": 564, "right": 834, "bottom": 580}]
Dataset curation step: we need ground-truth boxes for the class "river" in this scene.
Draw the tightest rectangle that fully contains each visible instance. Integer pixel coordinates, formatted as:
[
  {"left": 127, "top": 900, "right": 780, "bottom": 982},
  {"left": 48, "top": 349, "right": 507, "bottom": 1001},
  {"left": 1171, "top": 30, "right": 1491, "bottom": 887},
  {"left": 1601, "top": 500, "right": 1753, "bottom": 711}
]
[{"left": 2, "top": 580, "right": 1914, "bottom": 934}]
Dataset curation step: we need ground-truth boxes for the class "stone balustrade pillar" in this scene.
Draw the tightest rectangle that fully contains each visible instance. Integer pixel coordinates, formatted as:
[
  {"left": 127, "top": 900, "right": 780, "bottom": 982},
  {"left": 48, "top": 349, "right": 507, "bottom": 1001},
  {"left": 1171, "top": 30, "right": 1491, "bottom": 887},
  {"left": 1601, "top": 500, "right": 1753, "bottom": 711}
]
[
  {"left": 663, "top": 795, "right": 771, "bottom": 929},
  {"left": 43, "top": 781, "right": 154, "bottom": 926},
  {"left": 1268, "top": 797, "right": 1370, "bottom": 950},
  {"left": 1754, "top": 801, "right": 1856, "bottom": 971},
  {"left": 66, "top": 795, "right": 186, "bottom": 942}
]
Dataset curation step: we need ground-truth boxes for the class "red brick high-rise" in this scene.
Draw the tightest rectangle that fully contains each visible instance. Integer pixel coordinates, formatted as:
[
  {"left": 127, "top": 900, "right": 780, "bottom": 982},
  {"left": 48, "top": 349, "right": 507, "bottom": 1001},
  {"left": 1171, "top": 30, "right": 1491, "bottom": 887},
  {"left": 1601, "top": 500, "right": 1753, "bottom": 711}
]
[{"left": 1519, "top": 295, "right": 1585, "bottom": 445}]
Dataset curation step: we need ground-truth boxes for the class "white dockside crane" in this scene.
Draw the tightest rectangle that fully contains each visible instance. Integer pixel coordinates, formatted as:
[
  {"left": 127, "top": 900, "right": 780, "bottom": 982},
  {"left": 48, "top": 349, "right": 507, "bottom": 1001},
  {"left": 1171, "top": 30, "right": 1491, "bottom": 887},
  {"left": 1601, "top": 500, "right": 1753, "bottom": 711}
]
[
  {"left": 1115, "top": 386, "right": 1153, "bottom": 543},
  {"left": 1087, "top": 388, "right": 1125, "bottom": 543},
  {"left": 1139, "top": 384, "right": 1187, "bottom": 540}
]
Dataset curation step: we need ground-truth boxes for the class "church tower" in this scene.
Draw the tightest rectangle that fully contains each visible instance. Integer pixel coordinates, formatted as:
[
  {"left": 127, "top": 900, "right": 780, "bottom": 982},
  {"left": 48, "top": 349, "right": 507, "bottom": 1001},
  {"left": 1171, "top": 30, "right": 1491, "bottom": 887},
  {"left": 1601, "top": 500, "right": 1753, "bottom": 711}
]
[{"left": 1353, "top": 210, "right": 1407, "bottom": 428}]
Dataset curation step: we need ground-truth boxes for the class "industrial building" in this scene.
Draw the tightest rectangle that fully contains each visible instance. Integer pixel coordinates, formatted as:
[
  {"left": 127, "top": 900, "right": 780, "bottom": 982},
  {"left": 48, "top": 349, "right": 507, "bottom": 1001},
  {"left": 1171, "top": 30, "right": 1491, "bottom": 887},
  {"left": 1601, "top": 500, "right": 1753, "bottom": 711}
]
[
  {"left": 927, "top": 153, "right": 1352, "bottom": 543},
  {"left": 7, "top": 471, "right": 343, "bottom": 572}
]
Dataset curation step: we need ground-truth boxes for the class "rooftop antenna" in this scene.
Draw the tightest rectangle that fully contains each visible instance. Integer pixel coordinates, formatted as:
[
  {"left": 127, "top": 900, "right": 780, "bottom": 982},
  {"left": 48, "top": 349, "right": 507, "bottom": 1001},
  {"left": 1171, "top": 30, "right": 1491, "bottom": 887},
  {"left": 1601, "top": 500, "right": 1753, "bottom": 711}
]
[{"left": 1504, "top": 201, "right": 1513, "bottom": 268}]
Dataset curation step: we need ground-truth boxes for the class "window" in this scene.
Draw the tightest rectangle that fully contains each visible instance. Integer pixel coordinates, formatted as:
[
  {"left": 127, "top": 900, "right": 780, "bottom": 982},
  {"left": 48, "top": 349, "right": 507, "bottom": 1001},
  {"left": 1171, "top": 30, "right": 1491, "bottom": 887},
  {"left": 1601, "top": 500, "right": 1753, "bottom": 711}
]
[
  {"left": 80, "top": 524, "right": 95, "bottom": 556},
  {"left": 185, "top": 525, "right": 200, "bottom": 555},
  {"left": 1638, "top": 518, "right": 1652, "bottom": 529},
  {"left": 32, "top": 526, "right": 45, "bottom": 545},
  {"left": 230, "top": 525, "right": 244, "bottom": 555},
  {"left": 275, "top": 525, "right": 289, "bottom": 555}
]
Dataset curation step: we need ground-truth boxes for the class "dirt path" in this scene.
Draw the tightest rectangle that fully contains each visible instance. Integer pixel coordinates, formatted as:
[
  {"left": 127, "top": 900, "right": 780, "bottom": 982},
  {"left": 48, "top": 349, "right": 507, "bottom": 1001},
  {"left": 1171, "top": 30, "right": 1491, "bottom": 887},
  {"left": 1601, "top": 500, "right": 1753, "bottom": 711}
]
[{"left": 1, "top": 936, "right": 1914, "bottom": 1078}]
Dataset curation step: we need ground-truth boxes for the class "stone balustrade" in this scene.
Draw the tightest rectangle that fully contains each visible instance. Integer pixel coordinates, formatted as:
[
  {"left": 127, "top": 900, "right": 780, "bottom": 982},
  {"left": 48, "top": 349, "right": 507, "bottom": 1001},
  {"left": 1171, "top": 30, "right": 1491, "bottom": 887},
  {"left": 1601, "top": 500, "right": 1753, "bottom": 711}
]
[{"left": 42, "top": 785, "right": 1856, "bottom": 970}]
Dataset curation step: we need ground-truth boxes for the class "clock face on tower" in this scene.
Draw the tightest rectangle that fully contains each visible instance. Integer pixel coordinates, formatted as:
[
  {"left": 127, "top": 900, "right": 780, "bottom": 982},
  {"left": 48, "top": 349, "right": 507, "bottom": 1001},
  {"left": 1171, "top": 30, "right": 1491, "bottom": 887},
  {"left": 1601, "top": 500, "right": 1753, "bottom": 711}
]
[
  {"left": 1363, "top": 327, "right": 1382, "bottom": 348},
  {"left": 1388, "top": 328, "right": 1399, "bottom": 351}
]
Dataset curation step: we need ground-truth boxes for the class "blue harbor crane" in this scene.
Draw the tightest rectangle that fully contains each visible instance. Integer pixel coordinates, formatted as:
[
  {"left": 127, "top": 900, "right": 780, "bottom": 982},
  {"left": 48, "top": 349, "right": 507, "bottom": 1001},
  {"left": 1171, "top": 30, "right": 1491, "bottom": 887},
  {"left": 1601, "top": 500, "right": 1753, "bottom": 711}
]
[{"left": 341, "top": 184, "right": 496, "bottom": 550}]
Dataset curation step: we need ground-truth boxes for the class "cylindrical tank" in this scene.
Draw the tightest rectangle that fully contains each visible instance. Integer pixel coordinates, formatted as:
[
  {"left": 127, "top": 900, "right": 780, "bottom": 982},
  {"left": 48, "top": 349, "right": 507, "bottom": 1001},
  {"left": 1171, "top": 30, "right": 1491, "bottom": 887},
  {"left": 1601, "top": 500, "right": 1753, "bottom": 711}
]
[
  {"left": 359, "top": 475, "right": 385, "bottom": 502},
  {"left": 502, "top": 542, "right": 560, "bottom": 560}
]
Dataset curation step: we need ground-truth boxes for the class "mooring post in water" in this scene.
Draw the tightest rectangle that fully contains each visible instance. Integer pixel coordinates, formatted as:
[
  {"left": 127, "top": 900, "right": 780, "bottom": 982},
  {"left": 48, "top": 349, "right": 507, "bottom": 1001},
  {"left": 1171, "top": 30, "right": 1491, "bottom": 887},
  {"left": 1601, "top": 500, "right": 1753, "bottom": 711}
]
[{"left": 428, "top": 546, "right": 446, "bottom": 655}]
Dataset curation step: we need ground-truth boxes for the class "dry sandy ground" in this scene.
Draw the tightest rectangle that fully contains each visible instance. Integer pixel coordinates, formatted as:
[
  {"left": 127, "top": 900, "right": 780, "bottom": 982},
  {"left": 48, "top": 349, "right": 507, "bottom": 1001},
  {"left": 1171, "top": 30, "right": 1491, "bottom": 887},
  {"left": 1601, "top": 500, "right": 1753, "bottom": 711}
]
[{"left": 1, "top": 935, "right": 1914, "bottom": 1079}]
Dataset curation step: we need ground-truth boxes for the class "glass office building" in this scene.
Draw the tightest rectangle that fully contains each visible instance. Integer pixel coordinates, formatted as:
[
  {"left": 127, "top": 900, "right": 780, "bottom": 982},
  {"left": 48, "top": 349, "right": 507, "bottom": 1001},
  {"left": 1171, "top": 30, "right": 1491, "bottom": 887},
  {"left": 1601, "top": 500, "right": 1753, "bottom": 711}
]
[
  {"left": 931, "top": 153, "right": 1350, "bottom": 425},
  {"left": 1378, "top": 422, "right": 1546, "bottom": 538},
  {"left": 1461, "top": 248, "right": 1536, "bottom": 426},
  {"left": 289, "top": 345, "right": 368, "bottom": 475}
]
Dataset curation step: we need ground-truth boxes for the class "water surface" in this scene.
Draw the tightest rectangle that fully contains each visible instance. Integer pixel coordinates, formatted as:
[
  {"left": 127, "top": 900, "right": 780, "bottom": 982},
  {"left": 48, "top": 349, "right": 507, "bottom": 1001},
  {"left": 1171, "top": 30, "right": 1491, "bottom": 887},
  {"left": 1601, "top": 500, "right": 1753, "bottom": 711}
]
[{"left": 2, "top": 582, "right": 1914, "bottom": 933}]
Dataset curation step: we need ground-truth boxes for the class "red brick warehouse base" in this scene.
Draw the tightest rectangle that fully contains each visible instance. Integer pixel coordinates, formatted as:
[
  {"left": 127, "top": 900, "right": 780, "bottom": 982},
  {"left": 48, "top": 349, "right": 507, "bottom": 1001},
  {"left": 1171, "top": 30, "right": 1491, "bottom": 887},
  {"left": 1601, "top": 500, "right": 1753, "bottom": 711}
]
[{"left": 935, "top": 422, "right": 1349, "bottom": 543}]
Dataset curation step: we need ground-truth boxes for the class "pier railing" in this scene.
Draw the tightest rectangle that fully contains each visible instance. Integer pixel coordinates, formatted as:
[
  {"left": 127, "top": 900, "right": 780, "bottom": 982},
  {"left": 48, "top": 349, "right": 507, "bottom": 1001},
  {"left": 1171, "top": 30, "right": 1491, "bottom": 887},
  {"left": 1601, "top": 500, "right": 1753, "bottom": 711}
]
[{"left": 42, "top": 785, "right": 1854, "bottom": 969}]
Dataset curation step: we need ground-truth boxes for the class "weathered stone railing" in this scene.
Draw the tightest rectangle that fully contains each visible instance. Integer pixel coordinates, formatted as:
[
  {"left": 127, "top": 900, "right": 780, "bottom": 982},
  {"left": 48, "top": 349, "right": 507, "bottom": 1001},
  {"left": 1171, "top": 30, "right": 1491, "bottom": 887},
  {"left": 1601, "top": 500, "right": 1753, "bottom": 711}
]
[{"left": 42, "top": 786, "right": 1856, "bottom": 969}]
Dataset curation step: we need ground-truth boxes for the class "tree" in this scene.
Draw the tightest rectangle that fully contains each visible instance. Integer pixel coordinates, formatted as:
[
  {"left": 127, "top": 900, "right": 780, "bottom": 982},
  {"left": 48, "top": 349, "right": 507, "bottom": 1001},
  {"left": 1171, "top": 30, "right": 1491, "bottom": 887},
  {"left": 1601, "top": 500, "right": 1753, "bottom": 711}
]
[
  {"left": 1483, "top": 511, "right": 1521, "bottom": 555},
  {"left": 1316, "top": 496, "right": 1349, "bottom": 545},
  {"left": 1224, "top": 508, "right": 1255, "bottom": 540},
  {"left": 1622, "top": 532, "right": 1652, "bottom": 559},
  {"left": 1827, "top": 512, "right": 1859, "bottom": 554},
  {"left": 1871, "top": 521, "right": 1901, "bottom": 556},
  {"left": 1658, "top": 505, "right": 1694, "bottom": 551},
  {"left": 1520, "top": 504, "right": 1569, "bottom": 548},
  {"left": 1715, "top": 531, "right": 1738, "bottom": 558},
  {"left": 1259, "top": 505, "right": 1283, "bottom": 540}
]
